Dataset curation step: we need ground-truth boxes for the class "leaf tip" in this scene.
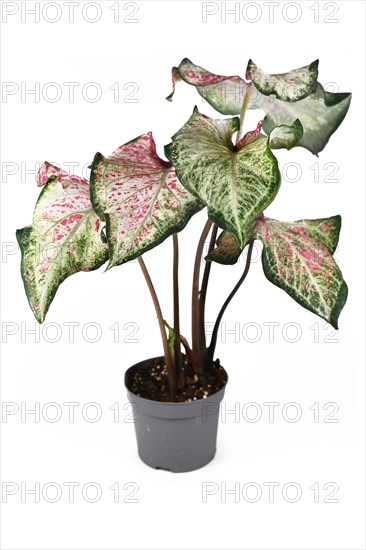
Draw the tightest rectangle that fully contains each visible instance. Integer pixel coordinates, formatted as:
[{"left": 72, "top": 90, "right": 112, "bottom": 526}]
[
  {"left": 245, "top": 59, "right": 254, "bottom": 79},
  {"left": 166, "top": 66, "right": 182, "bottom": 102},
  {"left": 90, "top": 152, "right": 105, "bottom": 172},
  {"left": 329, "top": 279, "right": 348, "bottom": 330},
  {"left": 35, "top": 311, "right": 46, "bottom": 324}
]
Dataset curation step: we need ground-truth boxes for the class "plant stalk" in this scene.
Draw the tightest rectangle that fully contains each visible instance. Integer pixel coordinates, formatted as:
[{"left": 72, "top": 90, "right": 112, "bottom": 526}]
[
  {"left": 199, "top": 223, "right": 218, "bottom": 367},
  {"left": 180, "top": 335, "right": 194, "bottom": 366},
  {"left": 138, "top": 256, "right": 176, "bottom": 399},
  {"left": 236, "top": 88, "right": 250, "bottom": 144},
  {"left": 206, "top": 241, "right": 254, "bottom": 367},
  {"left": 172, "top": 233, "right": 183, "bottom": 386},
  {"left": 192, "top": 219, "right": 213, "bottom": 373}
]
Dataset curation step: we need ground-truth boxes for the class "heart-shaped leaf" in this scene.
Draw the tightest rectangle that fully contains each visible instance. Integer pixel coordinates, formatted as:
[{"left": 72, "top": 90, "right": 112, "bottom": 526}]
[
  {"left": 90, "top": 133, "right": 202, "bottom": 268},
  {"left": 247, "top": 59, "right": 319, "bottom": 101},
  {"left": 251, "top": 215, "right": 347, "bottom": 328},
  {"left": 16, "top": 163, "right": 108, "bottom": 323},
  {"left": 206, "top": 231, "right": 243, "bottom": 265},
  {"left": 166, "top": 58, "right": 248, "bottom": 115},
  {"left": 165, "top": 108, "right": 280, "bottom": 247}
]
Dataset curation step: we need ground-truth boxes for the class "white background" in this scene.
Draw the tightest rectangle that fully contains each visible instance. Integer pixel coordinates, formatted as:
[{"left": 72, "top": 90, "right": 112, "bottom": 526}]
[{"left": 1, "top": 1, "right": 365, "bottom": 549}]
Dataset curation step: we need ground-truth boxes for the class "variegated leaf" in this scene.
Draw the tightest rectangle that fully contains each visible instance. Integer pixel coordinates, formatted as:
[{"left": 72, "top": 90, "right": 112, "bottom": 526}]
[
  {"left": 269, "top": 119, "right": 303, "bottom": 150},
  {"left": 166, "top": 58, "right": 248, "bottom": 115},
  {"left": 251, "top": 215, "right": 347, "bottom": 328},
  {"left": 16, "top": 163, "right": 108, "bottom": 323},
  {"left": 90, "top": 133, "right": 202, "bottom": 268},
  {"left": 165, "top": 108, "right": 280, "bottom": 247},
  {"left": 246, "top": 59, "right": 319, "bottom": 102},
  {"left": 258, "top": 84, "right": 352, "bottom": 155},
  {"left": 206, "top": 231, "right": 243, "bottom": 265},
  {"left": 165, "top": 107, "right": 280, "bottom": 246},
  {"left": 168, "top": 59, "right": 351, "bottom": 155}
]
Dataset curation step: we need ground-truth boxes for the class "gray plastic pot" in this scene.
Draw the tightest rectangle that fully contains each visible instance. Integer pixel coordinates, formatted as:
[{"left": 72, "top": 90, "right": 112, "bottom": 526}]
[{"left": 125, "top": 357, "right": 228, "bottom": 473}]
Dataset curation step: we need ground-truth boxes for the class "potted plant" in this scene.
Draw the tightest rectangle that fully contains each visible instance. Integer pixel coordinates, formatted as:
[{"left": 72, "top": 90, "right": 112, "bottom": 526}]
[{"left": 17, "top": 57, "right": 351, "bottom": 472}]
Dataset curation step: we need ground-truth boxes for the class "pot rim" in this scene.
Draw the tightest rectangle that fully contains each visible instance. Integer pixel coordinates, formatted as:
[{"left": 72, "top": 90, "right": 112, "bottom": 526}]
[{"left": 124, "top": 355, "right": 228, "bottom": 406}]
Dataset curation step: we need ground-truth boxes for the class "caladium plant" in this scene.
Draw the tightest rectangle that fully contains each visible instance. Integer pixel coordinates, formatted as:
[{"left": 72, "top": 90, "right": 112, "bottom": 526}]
[{"left": 17, "top": 57, "right": 351, "bottom": 400}]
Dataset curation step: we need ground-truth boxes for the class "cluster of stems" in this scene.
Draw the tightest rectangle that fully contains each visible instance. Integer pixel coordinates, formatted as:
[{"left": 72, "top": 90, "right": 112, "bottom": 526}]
[
  {"left": 138, "top": 229, "right": 254, "bottom": 399},
  {"left": 137, "top": 92, "right": 254, "bottom": 399}
]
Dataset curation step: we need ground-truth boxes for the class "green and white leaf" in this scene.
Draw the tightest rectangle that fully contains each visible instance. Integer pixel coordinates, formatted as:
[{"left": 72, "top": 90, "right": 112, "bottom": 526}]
[
  {"left": 256, "top": 84, "right": 352, "bottom": 155},
  {"left": 166, "top": 58, "right": 248, "bottom": 115},
  {"left": 165, "top": 108, "right": 280, "bottom": 247},
  {"left": 90, "top": 133, "right": 202, "bottom": 268},
  {"left": 251, "top": 215, "right": 347, "bottom": 328},
  {"left": 16, "top": 163, "right": 108, "bottom": 323},
  {"left": 247, "top": 59, "right": 319, "bottom": 101},
  {"left": 206, "top": 231, "right": 243, "bottom": 265},
  {"left": 269, "top": 119, "right": 303, "bottom": 150},
  {"left": 167, "top": 58, "right": 351, "bottom": 155}
]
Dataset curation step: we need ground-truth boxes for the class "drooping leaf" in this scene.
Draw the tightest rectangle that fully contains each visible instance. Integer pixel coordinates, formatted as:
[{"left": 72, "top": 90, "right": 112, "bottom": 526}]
[
  {"left": 250, "top": 215, "right": 347, "bottom": 328},
  {"left": 268, "top": 119, "right": 303, "bottom": 150},
  {"left": 167, "top": 59, "right": 351, "bottom": 155},
  {"left": 166, "top": 58, "right": 248, "bottom": 115},
  {"left": 165, "top": 108, "right": 280, "bottom": 247},
  {"left": 206, "top": 231, "right": 243, "bottom": 265},
  {"left": 90, "top": 132, "right": 202, "bottom": 268},
  {"left": 16, "top": 163, "right": 108, "bottom": 323},
  {"left": 246, "top": 59, "right": 319, "bottom": 102},
  {"left": 257, "top": 84, "right": 351, "bottom": 155}
]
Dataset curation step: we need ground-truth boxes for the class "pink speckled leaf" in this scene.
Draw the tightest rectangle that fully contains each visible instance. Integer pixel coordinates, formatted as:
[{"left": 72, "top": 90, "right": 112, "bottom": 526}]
[
  {"left": 16, "top": 164, "right": 108, "bottom": 323},
  {"left": 251, "top": 215, "right": 347, "bottom": 328},
  {"left": 90, "top": 133, "right": 202, "bottom": 268},
  {"left": 166, "top": 58, "right": 249, "bottom": 115}
]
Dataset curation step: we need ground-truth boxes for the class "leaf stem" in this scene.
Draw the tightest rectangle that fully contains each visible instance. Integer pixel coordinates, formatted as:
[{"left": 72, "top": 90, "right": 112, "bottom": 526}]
[
  {"left": 138, "top": 256, "right": 176, "bottom": 399},
  {"left": 206, "top": 241, "right": 254, "bottom": 367},
  {"left": 236, "top": 88, "right": 250, "bottom": 145},
  {"left": 199, "top": 223, "right": 218, "bottom": 366},
  {"left": 192, "top": 219, "right": 213, "bottom": 373},
  {"left": 172, "top": 233, "right": 183, "bottom": 386}
]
